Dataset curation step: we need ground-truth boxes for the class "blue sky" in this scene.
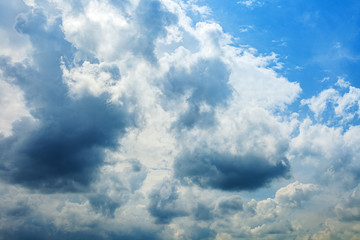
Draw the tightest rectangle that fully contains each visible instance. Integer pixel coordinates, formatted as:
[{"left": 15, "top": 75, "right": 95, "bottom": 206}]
[
  {"left": 1, "top": 0, "right": 360, "bottom": 239},
  {"left": 208, "top": 0, "right": 360, "bottom": 94}
]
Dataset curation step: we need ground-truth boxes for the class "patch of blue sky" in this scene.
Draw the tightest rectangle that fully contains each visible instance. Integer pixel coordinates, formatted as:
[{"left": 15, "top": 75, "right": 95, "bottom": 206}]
[{"left": 204, "top": 0, "right": 360, "bottom": 96}]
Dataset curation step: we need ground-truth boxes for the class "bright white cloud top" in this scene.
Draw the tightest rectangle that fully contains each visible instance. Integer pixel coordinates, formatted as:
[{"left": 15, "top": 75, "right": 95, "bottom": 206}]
[{"left": 0, "top": 0, "right": 360, "bottom": 239}]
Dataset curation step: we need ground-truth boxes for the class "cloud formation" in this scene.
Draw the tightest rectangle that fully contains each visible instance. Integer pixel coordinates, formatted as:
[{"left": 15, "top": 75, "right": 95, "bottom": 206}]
[
  {"left": 0, "top": 7, "right": 133, "bottom": 192},
  {"left": 175, "top": 150, "right": 290, "bottom": 191},
  {"left": 0, "top": 0, "right": 360, "bottom": 239}
]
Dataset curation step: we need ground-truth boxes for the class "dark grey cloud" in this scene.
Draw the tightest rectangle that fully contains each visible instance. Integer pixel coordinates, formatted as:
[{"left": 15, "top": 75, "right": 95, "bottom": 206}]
[
  {"left": 148, "top": 179, "right": 188, "bottom": 224},
  {"left": 4, "top": 201, "right": 32, "bottom": 218},
  {"left": 0, "top": 187, "right": 160, "bottom": 240},
  {"left": 0, "top": 9, "right": 133, "bottom": 192},
  {"left": 88, "top": 194, "right": 121, "bottom": 218},
  {"left": 177, "top": 102, "right": 217, "bottom": 129},
  {"left": 217, "top": 196, "right": 244, "bottom": 215},
  {"left": 163, "top": 58, "right": 231, "bottom": 129},
  {"left": 134, "top": 0, "right": 178, "bottom": 62},
  {"left": 193, "top": 202, "right": 214, "bottom": 221},
  {"left": 0, "top": 96, "right": 130, "bottom": 192},
  {"left": 181, "top": 225, "right": 217, "bottom": 240},
  {"left": 165, "top": 58, "right": 230, "bottom": 106},
  {"left": 174, "top": 149, "right": 290, "bottom": 191},
  {"left": 0, "top": 218, "right": 161, "bottom": 240},
  {"left": 106, "top": 229, "right": 161, "bottom": 240}
]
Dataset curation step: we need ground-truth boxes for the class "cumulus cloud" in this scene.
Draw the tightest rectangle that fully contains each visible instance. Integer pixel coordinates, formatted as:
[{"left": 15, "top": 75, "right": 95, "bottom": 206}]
[
  {"left": 171, "top": 103, "right": 296, "bottom": 192},
  {"left": 289, "top": 119, "right": 360, "bottom": 188},
  {"left": 195, "top": 181, "right": 320, "bottom": 239},
  {"left": 275, "top": 181, "right": 319, "bottom": 208},
  {"left": 301, "top": 78, "right": 360, "bottom": 123}
]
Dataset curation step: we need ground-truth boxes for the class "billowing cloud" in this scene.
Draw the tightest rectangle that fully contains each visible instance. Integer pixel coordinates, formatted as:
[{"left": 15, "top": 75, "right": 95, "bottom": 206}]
[
  {"left": 0, "top": 7, "right": 133, "bottom": 192},
  {"left": 289, "top": 119, "right": 360, "bottom": 188}
]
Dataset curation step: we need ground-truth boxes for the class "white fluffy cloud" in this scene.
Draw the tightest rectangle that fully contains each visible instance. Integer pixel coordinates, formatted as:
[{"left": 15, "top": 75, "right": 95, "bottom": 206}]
[
  {"left": 302, "top": 77, "right": 360, "bottom": 122},
  {"left": 0, "top": 71, "right": 32, "bottom": 137},
  {"left": 289, "top": 118, "right": 360, "bottom": 189}
]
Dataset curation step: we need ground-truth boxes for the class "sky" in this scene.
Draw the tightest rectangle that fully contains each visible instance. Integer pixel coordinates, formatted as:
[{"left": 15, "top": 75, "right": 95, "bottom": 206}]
[{"left": 0, "top": 0, "right": 360, "bottom": 239}]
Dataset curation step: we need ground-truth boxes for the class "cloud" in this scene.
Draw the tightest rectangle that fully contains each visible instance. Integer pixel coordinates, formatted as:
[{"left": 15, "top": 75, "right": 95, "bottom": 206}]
[
  {"left": 301, "top": 88, "right": 339, "bottom": 118},
  {"left": 175, "top": 150, "right": 290, "bottom": 191},
  {"left": 237, "top": 0, "right": 264, "bottom": 8},
  {"left": 58, "top": 0, "right": 177, "bottom": 63},
  {"left": 87, "top": 159, "right": 148, "bottom": 217},
  {"left": 193, "top": 181, "right": 320, "bottom": 238},
  {"left": 179, "top": 225, "right": 217, "bottom": 240},
  {"left": 88, "top": 193, "right": 121, "bottom": 217},
  {"left": 0, "top": 70, "right": 31, "bottom": 137},
  {"left": 336, "top": 77, "right": 351, "bottom": 88},
  {"left": 1, "top": 0, "right": 359, "bottom": 239},
  {"left": 163, "top": 57, "right": 231, "bottom": 129},
  {"left": 217, "top": 196, "right": 244, "bottom": 215},
  {"left": 0, "top": 0, "right": 32, "bottom": 63},
  {"left": 4, "top": 201, "right": 32, "bottom": 218},
  {"left": 0, "top": 95, "right": 131, "bottom": 192},
  {"left": 335, "top": 184, "right": 360, "bottom": 222},
  {"left": 172, "top": 106, "right": 295, "bottom": 193},
  {"left": 0, "top": 182, "right": 162, "bottom": 240},
  {"left": 275, "top": 181, "right": 319, "bottom": 208},
  {"left": 301, "top": 78, "right": 360, "bottom": 123},
  {"left": 61, "top": 61, "right": 120, "bottom": 98},
  {"left": 193, "top": 202, "right": 214, "bottom": 221},
  {"left": 147, "top": 179, "right": 188, "bottom": 224},
  {"left": 0, "top": 8, "right": 134, "bottom": 192},
  {"left": 289, "top": 119, "right": 360, "bottom": 188}
]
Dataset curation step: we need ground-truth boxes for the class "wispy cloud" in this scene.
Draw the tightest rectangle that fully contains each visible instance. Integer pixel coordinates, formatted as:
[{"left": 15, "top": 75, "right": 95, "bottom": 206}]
[{"left": 237, "top": 0, "right": 264, "bottom": 8}]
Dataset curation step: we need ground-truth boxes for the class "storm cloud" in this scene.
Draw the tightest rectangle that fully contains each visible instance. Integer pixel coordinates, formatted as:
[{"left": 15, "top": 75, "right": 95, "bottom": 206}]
[
  {"left": 0, "top": 8, "right": 133, "bottom": 192},
  {"left": 175, "top": 149, "right": 290, "bottom": 191}
]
